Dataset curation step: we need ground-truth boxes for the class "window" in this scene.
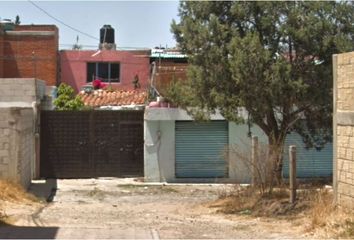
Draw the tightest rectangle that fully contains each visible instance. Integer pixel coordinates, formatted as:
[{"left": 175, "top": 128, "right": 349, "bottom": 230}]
[{"left": 87, "top": 62, "right": 120, "bottom": 83}]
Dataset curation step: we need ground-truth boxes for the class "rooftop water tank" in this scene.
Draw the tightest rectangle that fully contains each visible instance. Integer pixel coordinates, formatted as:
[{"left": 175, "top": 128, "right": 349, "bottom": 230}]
[{"left": 100, "top": 24, "right": 114, "bottom": 44}]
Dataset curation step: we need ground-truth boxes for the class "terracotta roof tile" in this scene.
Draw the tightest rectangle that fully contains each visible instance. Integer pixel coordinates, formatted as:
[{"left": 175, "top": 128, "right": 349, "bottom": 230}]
[{"left": 78, "top": 89, "right": 148, "bottom": 107}]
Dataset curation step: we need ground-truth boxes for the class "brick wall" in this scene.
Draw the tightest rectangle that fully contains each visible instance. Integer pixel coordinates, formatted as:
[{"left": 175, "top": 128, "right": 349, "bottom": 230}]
[
  {"left": 334, "top": 52, "right": 354, "bottom": 210},
  {"left": 153, "top": 60, "right": 188, "bottom": 96},
  {"left": 0, "top": 25, "right": 58, "bottom": 86},
  {"left": 0, "top": 28, "right": 4, "bottom": 76}
]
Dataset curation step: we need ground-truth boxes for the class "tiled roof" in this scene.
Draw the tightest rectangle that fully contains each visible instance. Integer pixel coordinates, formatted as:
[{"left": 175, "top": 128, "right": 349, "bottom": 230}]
[{"left": 78, "top": 89, "right": 148, "bottom": 107}]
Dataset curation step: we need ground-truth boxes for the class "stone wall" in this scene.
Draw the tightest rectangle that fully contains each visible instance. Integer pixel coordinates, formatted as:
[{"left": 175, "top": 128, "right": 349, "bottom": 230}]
[{"left": 333, "top": 52, "right": 354, "bottom": 210}]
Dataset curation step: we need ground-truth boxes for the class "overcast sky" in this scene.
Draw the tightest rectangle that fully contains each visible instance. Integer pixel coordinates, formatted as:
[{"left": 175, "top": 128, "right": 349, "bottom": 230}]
[{"left": 1, "top": 1, "right": 180, "bottom": 49}]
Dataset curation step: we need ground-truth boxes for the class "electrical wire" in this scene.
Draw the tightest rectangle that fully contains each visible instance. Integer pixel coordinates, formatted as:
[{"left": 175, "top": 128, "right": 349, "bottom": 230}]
[
  {"left": 27, "top": 0, "right": 99, "bottom": 41},
  {"left": 59, "top": 44, "right": 151, "bottom": 51}
]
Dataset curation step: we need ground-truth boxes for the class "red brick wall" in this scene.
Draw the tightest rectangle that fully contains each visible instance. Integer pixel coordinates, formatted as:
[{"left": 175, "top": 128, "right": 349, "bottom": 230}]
[
  {"left": 60, "top": 50, "right": 151, "bottom": 92},
  {"left": 154, "top": 60, "right": 188, "bottom": 96},
  {"left": 1, "top": 25, "right": 58, "bottom": 86},
  {"left": 0, "top": 31, "right": 4, "bottom": 77}
]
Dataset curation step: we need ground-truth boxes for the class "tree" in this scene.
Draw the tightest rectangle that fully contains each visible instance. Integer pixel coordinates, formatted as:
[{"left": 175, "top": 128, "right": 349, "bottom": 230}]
[
  {"left": 54, "top": 83, "right": 85, "bottom": 110},
  {"left": 15, "top": 15, "right": 20, "bottom": 25},
  {"left": 170, "top": 1, "right": 354, "bottom": 183}
]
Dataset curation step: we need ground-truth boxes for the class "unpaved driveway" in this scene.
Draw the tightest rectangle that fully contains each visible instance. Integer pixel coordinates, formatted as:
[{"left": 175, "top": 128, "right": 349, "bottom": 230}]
[{"left": 2, "top": 179, "right": 309, "bottom": 239}]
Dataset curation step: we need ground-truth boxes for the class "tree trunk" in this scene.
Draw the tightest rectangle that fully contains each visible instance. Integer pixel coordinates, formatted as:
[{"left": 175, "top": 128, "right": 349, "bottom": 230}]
[{"left": 268, "top": 135, "right": 286, "bottom": 187}]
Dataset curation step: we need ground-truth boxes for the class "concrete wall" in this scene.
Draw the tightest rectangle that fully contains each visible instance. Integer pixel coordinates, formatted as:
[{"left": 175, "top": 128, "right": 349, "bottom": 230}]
[
  {"left": 60, "top": 50, "right": 150, "bottom": 92},
  {"left": 333, "top": 52, "right": 354, "bottom": 210},
  {"left": 0, "top": 107, "right": 34, "bottom": 187},
  {"left": 144, "top": 107, "right": 267, "bottom": 183},
  {"left": 0, "top": 25, "right": 59, "bottom": 86},
  {"left": 0, "top": 78, "right": 45, "bottom": 103},
  {"left": 0, "top": 78, "right": 44, "bottom": 187}
]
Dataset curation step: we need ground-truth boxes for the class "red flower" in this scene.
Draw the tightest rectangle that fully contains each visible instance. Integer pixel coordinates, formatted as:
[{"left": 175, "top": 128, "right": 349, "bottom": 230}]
[{"left": 92, "top": 79, "right": 102, "bottom": 89}]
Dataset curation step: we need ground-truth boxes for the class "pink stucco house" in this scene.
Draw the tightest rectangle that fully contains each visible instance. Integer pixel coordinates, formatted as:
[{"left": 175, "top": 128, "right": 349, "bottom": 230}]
[{"left": 60, "top": 49, "right": 151, "bottom": 92}]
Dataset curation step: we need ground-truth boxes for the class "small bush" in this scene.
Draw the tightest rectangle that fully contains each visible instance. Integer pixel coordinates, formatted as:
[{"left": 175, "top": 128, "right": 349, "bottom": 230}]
[
  {"left": 225, "top": 140, "right": 282, "bottom": 195},
  {"left": 54, "top": 83, "right": 85, "bottom": 110}
]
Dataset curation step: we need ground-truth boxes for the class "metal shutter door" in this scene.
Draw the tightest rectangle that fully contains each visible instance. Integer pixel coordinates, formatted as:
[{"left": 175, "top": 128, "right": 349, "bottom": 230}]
[
  {"left": 175, "top": 121, "right": 228, "bottom": 178},
  {"left": 283, "top": 132, "right": 333, "bottom": 178}
]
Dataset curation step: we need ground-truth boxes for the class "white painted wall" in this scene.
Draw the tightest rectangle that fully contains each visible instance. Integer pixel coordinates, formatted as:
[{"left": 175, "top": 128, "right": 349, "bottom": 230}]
[{"left": 144, "top": 108, "right": 268, "bottom": 183}]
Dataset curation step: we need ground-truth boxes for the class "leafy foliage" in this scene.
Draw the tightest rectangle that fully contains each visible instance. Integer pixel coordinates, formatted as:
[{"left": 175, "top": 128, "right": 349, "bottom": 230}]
[
  {"left": 54, "top": 83, "right": 85, "bottom": 111},
  {"left": 170, "top": 1, "right": 354, "bottom": 181}
]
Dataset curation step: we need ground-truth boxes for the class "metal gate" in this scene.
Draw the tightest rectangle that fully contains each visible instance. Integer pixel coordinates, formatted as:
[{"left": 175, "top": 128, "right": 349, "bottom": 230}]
[
  {"left": 175, "top": 121, "right": 228, "bottom": 178},
  {"left": 40, "top": 110, "right": 144, "bottom": 178}
]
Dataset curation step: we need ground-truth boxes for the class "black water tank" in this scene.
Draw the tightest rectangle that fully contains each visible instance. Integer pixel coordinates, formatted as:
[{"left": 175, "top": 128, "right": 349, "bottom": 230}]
[{"left": 100, "top": 24, "right": 115, "bottom": 44}]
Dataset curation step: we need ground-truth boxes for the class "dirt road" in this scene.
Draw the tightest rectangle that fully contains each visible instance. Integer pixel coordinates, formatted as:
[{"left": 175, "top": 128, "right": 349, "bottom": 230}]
[{"left": 1, "top": 179, "right": 309, "bottom": 239}]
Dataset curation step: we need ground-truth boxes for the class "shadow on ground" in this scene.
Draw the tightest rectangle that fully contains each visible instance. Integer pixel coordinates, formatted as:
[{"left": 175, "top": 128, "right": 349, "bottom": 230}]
[
  {"left": 0, "top": 179, "right": 59, "bottom": 238},
  {"left": 0, "top": 226, "right": 59, "bottom": 239},
  {"left": 29, "top": 179, "right": 58, "bottom": 202}
]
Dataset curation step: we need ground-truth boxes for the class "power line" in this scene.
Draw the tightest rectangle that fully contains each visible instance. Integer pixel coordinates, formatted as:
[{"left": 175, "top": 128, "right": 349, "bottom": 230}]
[
  {"left": 28, "top": 0, "right": 99, "bottom": 41},
  {"left": 59, "top": 43, "right": 151, "bottom": 49}
]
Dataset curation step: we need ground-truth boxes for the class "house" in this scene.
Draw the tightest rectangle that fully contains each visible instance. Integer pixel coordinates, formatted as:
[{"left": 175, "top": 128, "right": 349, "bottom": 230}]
[
  {"left": 60, "top": 25, "right": 151, "bottom": 93},
  {"left": 144, "top": 106, "right": 268, "bottom": 183},
  {"left": 145, "top": 49, "right": 333, "bottom": 182},
  {"left": 144, "top": 104, "right": 333, "bottom": 183},
  {"left": 0, "top": 21, "right": 59, "bottom": 86}
]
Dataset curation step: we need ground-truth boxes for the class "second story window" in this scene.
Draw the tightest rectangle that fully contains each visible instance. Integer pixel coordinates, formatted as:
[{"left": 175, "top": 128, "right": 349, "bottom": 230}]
[{"left": 87, "top": 62, "right": 120, "bottom": 83}]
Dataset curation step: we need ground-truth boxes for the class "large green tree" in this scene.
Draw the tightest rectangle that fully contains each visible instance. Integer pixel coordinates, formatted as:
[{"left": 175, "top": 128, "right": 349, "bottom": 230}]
[{"left": 170, "top": 1, "right": 354, "bottom": 182}]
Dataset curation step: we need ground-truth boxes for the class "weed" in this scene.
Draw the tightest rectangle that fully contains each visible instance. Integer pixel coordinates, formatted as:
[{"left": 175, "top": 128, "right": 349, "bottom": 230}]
[
  {"left": 339, "top": 220, "right": 354, "bottom": 238},
  {"left": 309, "top": 189, "right": 334, "bottom": 228},
  {"left": 87, "top": 187, "right": 105, "bottom": 198},
  {"left": 160, "top": 186, "right": 179, "bottom": 193},
  {"left": 0, "top": 180, "right": 38, "bottom": 203},
  {"left": 0, "top": 180, "right": 41, "bottom": 226},
  {"left": 307, "top": 190, "right": 354, "bottom": 238},
  {"left": 225, "top": 141, "right": 282, "bottom": 196}
]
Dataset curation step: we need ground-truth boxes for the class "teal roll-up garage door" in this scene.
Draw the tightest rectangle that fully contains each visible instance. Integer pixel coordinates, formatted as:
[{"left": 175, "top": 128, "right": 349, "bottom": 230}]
[
  {"left": 175, "top": 121, "right": 228, "bottom": 178},
  {"left": 283, "top": 132, "right": 333, "bottom": 178}
]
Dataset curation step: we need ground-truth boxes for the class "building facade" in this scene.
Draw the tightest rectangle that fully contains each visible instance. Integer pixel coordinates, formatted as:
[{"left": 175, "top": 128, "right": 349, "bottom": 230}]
[{"left": 60, "top": 49, "right": 150, "bottom": 92}]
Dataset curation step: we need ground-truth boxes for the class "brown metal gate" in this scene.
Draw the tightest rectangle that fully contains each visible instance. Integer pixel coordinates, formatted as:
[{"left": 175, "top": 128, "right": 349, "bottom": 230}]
[{"left": 40, "top": 110, "right": 144, "bottom": 178}]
